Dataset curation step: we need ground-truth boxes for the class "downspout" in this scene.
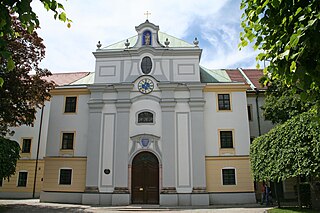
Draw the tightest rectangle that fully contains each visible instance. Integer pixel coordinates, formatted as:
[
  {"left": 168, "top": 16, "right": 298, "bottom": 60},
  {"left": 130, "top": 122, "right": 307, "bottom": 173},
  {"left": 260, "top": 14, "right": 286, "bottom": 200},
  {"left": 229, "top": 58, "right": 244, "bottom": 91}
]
[
  {"left": 32, "top": 104, "right": 45, "bottom": 198},
  {"left": 255, "top": 89, "right": 262, "bottom": 136}
]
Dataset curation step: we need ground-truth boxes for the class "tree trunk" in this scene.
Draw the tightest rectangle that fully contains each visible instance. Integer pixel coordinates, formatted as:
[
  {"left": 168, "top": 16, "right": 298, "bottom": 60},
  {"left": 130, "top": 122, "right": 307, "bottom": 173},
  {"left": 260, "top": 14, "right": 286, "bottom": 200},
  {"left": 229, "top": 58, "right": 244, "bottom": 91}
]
[
  {"left": 297, "top": 176, "right": 302, "bottom": 209},
  {"left": 310, "top": 176, "right": 320, "bottom": 210},
  {"left": 274, "top": 181, "right": 281, "bottom": 208}
]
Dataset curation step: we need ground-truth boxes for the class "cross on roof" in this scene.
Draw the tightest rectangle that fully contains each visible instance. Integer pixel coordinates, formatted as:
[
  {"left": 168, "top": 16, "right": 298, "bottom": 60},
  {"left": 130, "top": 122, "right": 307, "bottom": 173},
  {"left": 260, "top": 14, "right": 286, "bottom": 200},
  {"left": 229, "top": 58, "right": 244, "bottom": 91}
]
[{"left": 144, "top": 11, "right": 151, "bottom": 20}]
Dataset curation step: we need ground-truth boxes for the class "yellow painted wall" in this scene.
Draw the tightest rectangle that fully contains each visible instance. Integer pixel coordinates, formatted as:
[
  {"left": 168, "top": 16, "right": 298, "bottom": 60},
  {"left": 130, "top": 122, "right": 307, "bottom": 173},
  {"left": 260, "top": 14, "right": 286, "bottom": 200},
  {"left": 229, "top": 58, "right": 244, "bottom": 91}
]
[
  {"left": 206, "top": 156, "right": 254, "bottom": 192},
  {"left": 42, "top": 157, "right": 86, "bottom": 192},
  {"left": 0, "top": 160, "right": 44, "bottom": 193}
]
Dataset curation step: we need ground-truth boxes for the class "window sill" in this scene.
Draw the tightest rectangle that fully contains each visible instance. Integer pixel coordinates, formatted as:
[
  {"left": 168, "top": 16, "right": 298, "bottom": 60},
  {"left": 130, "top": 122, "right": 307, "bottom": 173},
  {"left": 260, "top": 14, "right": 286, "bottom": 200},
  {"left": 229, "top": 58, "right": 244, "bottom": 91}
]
[
  {"left": 59, "top": 149, "right": 74, "bottom": 156},
  {"left": 20, "top": 153, "right": 31, "bottom": 159},
  {"left": 219, "top": 148, "right": 235, "bottom": 155}
]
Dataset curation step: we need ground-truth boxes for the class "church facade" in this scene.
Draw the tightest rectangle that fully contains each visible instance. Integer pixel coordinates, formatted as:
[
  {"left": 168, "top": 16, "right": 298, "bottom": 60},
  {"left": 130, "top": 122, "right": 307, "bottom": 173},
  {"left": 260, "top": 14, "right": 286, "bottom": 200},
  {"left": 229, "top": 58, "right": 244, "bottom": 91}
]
[{"left": 0, "top": 20, "right": 257, "bottom": 205}]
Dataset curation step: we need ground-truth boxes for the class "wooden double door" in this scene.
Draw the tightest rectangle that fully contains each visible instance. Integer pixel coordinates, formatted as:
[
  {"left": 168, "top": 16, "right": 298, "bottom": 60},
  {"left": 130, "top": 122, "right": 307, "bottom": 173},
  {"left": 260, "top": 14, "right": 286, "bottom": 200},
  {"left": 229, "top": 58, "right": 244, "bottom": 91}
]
[{"left": 131, "top": 152, "right": 159, "bottom": 204}]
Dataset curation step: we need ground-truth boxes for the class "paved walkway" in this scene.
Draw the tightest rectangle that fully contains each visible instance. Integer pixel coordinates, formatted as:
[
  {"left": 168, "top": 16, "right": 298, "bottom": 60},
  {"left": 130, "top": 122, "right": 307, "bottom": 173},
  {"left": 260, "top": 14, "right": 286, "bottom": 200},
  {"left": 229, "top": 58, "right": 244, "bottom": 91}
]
[{"left": 0, "top": 199, "right": 273, "bottom": 212}]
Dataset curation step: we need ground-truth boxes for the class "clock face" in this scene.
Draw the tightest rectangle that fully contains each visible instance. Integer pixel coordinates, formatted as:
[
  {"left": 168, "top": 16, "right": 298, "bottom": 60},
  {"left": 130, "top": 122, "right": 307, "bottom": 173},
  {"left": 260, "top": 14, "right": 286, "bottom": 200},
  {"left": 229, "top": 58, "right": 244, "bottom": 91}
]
[{"left": 138, "top": 78, "right": 154, "bottom": 94}]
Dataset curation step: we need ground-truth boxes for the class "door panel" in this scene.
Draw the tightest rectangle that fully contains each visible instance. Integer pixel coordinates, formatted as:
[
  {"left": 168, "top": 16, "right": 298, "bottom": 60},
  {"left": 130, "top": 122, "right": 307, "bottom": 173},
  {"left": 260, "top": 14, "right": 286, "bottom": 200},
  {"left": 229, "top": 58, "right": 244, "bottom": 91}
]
[{"left": 132, "top": 152, "right": 159, "bottom": 204}]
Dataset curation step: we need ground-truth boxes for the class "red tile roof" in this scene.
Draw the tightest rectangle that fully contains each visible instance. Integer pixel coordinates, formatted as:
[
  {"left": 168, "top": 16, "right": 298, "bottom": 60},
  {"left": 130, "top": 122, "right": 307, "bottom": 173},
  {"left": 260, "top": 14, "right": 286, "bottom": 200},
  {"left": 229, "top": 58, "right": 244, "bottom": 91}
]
[
  {"left": 43, "top": 72, "right": 90, "bottom": 86},
  {"left": 225, "top": 69, "right": 265, "bottom": 90},
  {"left": 225, "top": 69, "right": 246, "bottom": 83},
  {"left": 242, "top": 69, "right": 265, "bottom": 90}
]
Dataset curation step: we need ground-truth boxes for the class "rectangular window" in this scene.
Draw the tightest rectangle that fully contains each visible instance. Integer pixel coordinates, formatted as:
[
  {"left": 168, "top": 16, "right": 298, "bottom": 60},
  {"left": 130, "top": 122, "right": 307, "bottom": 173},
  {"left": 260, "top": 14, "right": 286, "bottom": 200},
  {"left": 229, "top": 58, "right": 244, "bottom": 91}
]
[
  {"left": 250, "top": 137, "right": 255, "bottom": 144},
  {"left": 64, "top": 97, "right": 77, "bottom": 113},
  {"left": 222, "top": 169, "right": 236, "bottom": 185},
  {"left": 247, "top": 105, "right": 252, "bottom": 121},
  {"left": 220, "top": 131, "right": 233, "bottom": 148},
  {"left": 218, "top": 94, "right": 231, "bottom": 110},
  {"left": 61, "top": 133, "right": 74, "bottom": 150},
  {"left": 59, "top": 169, "right": 72, "bottom": 185},
  {"left": 21, "top": 139, "right": 31, "bottom": 153},
  {"left": 17, "top": 172, "right": 28, "bottom": 187}
]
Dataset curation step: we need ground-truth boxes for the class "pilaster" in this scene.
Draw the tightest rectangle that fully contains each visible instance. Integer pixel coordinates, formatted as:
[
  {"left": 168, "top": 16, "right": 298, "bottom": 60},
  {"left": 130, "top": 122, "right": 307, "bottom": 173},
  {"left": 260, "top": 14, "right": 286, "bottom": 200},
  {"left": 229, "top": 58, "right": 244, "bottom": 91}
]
[
  {"left": 85, "top": 101, "right": 104, "bottom": 192},
  {"left": 159, "top": 83, "right": 177, "bottom": 193},
  {"left": 188, "top": 84, "right": 207, "bottom": 192},
  {"left": 112, "top": 85, "right": 132, "bottom": 205}
]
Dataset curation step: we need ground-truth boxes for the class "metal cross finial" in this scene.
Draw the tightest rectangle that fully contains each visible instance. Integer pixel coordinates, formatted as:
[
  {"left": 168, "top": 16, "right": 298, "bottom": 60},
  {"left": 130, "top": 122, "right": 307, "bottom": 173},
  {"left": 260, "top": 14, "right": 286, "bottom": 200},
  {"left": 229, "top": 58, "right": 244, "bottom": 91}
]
[{"left": 144, "top": 11, "right": 151, "bottom": 20}]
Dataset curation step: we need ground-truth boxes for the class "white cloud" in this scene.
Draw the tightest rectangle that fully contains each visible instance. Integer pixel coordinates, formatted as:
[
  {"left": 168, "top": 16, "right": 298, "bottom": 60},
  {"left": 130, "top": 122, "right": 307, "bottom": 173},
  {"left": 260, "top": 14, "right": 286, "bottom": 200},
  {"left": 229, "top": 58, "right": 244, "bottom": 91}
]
[{"left": 31, "top": 0, "right": 258, "bottom": 72}]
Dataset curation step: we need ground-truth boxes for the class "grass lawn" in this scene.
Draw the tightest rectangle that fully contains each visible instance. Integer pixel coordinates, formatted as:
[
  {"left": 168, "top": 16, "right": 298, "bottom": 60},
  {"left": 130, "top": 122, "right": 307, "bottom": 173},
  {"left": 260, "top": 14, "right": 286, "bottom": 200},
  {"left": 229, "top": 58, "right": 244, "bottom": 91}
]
[{"left": 268, "top": 207, "right": 319, "bottom": 213}]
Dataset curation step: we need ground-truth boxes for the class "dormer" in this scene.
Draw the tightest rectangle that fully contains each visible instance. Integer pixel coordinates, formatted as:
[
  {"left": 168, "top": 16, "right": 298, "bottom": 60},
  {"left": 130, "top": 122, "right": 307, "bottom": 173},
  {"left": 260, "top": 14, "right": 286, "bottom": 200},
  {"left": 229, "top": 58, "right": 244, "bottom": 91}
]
[{"left": 133, "top": 20, "right": 163, "bottom": 48}]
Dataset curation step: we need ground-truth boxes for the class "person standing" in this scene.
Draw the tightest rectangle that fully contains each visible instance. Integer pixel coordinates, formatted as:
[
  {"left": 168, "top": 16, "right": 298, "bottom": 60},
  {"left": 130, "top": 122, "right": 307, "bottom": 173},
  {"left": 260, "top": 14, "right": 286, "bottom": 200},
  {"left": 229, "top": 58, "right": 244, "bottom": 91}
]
[{"left": 261, "top": 182, "right": 266, "bottom": 205}]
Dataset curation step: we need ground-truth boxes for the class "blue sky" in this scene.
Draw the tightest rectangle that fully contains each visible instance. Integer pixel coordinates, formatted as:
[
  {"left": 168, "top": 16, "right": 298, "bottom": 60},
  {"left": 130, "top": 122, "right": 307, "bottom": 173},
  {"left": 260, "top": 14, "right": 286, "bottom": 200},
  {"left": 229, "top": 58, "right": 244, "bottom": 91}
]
[{"left": 32, "top": 0, "right": 258, "bottom": 73}]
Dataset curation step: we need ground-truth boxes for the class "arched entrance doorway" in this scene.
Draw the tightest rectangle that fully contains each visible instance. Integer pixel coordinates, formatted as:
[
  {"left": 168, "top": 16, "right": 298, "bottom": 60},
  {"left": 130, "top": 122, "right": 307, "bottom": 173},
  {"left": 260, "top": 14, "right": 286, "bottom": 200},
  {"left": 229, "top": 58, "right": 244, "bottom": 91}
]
[{"left": 131, "top": 151, "right": 159, "bottom": 204}]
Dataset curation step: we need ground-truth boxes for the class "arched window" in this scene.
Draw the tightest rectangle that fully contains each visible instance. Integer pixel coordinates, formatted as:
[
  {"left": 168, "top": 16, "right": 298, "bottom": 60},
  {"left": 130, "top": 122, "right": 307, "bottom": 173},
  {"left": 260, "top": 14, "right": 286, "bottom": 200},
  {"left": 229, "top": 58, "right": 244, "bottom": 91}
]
[{"left": 137, "top": 111, "right": 154, "bottom": 124}]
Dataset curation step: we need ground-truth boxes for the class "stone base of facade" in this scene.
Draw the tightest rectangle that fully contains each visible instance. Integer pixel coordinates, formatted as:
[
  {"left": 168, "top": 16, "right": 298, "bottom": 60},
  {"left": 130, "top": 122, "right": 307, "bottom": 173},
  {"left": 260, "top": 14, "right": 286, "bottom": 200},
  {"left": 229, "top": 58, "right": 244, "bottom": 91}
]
[
  {"left": 40, "top": 191, "right": 83, "bottom": 204},
  {"left": 40, "top": 191, "right": 209, "bottom": 206},
  {"left": 209, "top": 192, "right": 256, "bottom": 204},
  {"left": 41, "top": 191, "right": 131, "bottom": 205},
  {"left": 0, "top": 192, "right": 40, "bottom": 199},
  {"left": 160, "top": 193, "right": 209, "bottom": 206}
]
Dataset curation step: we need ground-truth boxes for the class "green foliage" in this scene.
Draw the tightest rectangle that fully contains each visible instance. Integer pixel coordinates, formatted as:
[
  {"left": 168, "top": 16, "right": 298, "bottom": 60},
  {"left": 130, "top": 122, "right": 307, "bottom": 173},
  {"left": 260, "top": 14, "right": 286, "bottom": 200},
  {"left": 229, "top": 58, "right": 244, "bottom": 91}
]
[
  {"left": 268, "top": 207, "right": 319, "bottom": 213},
  {"left": 261, "top": 78, "right": 314, "bottom": 124},
  {"left": 0, "top": 137, "right": 20, "bottom": 180},
  {"left": 240, "top": 0, "right": 320, "bottom": 103},
  {"left": 250, "top": 109, "right": 320, "bottom": 182},
  {"left": 0, "top": 18, "right": 54, "bottom": 136},
  {"left": 0, "top": 0, "right": 71, "bottom": 77}
]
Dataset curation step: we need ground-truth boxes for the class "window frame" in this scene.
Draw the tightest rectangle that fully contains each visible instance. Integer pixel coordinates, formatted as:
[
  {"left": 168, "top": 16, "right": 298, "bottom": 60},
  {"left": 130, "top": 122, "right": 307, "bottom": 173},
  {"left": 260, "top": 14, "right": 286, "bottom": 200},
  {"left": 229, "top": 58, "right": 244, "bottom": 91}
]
[
  {"left": 221, "top": 168, "right": 236, "bottom": 186},
  {"left": 217, "top": 93, "right": 231, "bottom": 111},
  {"left": 17, "top": 171, "right": 28, "bottom": 187},
  {"left": 140, "top": 56, "right": 153, "bottom": 75},
  {"left": 21, "top": 138, "right": 32, "bottom": 153},
  {"left": 219, "top": 130, "right": 234, "bottom": 149},
  {"left": 64, "top": 96, "right": 78, "bottom": 113},
  {"left": 59, "top": 168, "right": 72, "bottom": 185},
  {"left": 136, "top": 110, "right": 155, "bottom": 125},
  {"left": 247, "top": 104, "right": 253, "bottom": 121},
  {"left": 61, "top": 132, "right": 75, "bottom": 150}
]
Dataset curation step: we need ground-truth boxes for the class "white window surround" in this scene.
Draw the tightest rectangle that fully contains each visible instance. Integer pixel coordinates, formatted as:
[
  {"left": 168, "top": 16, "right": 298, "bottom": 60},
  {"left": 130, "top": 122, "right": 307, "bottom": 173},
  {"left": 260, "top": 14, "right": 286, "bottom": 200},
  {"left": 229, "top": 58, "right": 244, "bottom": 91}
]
[
  {"left": 136, "top": 109, "right": 156, "bottom": 125},
  {"left": 58, "top": 167, "right": 73, "bottom": 185},
  {"left": 221, "top": 167, "right": 237, "bottom": 186}
]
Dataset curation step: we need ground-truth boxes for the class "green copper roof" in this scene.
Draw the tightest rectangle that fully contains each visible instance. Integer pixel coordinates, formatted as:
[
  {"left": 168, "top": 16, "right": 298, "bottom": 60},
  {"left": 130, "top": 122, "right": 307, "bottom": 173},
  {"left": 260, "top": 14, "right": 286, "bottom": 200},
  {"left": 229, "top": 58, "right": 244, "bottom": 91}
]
[
  {"left": 158, "top": 32, "right": 194, "bottom": 48},
  {"left": 103, "top": 31, "right": 193, "bottom": 49},
  {"left": 104, "top": 35, "right": 138, "bottom": 49},
  {"left": 200, "top": 66, "right": 231, "bottom": 83},
  {"left": 71, "top": 72, "right": 95, "bottom": 85}
]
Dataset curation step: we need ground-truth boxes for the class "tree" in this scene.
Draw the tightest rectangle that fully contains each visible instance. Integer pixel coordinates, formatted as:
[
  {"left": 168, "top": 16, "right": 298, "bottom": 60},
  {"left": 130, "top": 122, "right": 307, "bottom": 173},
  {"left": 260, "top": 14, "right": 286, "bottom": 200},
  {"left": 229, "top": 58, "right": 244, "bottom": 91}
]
[
  {"left": 261, "top": 78, "right": 314, "bottom": 124},
  {"left": 240, "top": 0, "right": 320, "bottom": 103},
  {"left": 0, "top": 17, "right": 54, "bottom": 136},
  {"left": 0, "top": 0, "right": 71, "bottom": 86},
  {"left": 251, "top": 109, "right": 320, "bottom": 182},
  {"left": 0, "top": 137, "right": 20, "bottom": 180},
  {"left": 251, "top": 109, "right": 320, "bottom": 208}
]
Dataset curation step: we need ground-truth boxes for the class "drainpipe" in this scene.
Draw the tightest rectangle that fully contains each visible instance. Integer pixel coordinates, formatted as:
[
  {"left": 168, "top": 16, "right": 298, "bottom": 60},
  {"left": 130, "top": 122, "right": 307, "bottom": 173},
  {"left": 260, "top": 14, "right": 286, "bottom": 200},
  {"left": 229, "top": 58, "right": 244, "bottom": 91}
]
[
  {"left": 255, "top": 89, "right": 262, "bottom": 136},
  {"left": 33, "top": 104, "right": 45, "bottom": 198}
]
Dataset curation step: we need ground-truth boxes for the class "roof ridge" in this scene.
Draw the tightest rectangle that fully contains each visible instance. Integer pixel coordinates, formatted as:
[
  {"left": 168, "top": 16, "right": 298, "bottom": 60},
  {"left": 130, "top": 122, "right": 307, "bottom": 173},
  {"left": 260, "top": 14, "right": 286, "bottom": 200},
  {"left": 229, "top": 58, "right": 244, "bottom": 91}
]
[
  {"left": 51, "top": 71, "right": 90, "bottom": 75},
  {"left": 159, "top": 31, "right": 193, "bottom": 46},
  {"left": 201, "top": 66, "right": 231, "bottom": 81},
  {"left": 104, "top": 34, "right": 137, "bottom": 49}
]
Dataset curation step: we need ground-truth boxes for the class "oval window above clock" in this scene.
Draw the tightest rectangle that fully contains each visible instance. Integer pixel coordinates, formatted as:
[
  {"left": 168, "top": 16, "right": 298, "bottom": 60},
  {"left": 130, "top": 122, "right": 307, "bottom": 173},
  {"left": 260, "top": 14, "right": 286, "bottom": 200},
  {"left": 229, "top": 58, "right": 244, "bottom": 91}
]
[{"left": 141, "top": 56, "right": 152, "bottom": 74}]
